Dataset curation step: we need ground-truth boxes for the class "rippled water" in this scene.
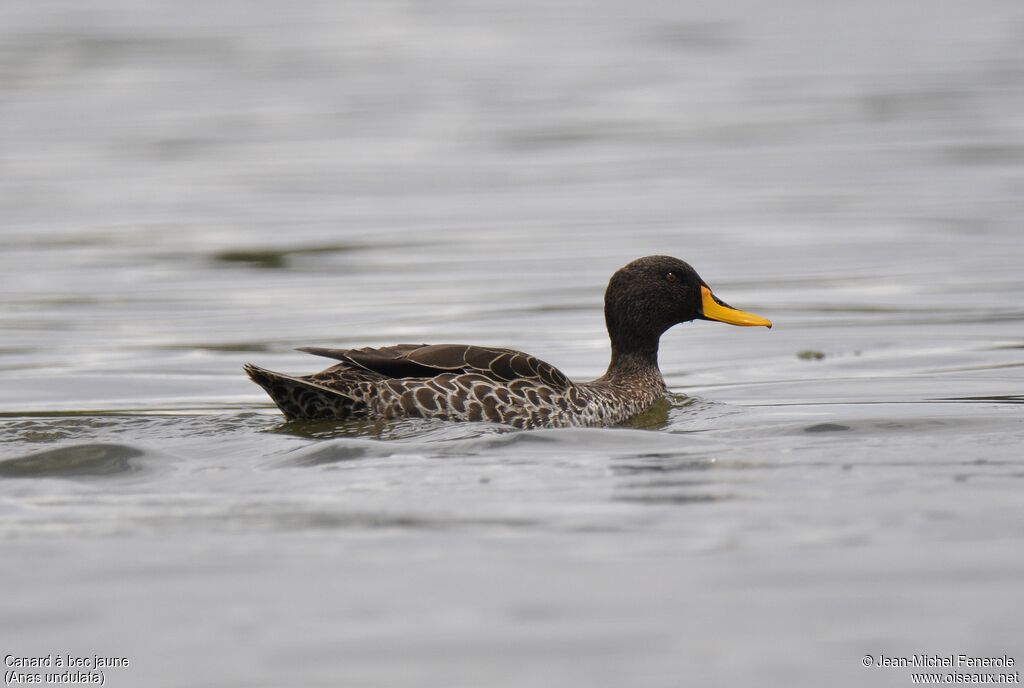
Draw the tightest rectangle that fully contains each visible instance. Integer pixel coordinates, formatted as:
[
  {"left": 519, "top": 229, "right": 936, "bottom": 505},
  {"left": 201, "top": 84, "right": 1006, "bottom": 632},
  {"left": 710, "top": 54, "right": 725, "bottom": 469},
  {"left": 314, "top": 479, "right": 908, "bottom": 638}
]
[{"left": 2, "top": 1, "right": 1024, "bottom": 686}]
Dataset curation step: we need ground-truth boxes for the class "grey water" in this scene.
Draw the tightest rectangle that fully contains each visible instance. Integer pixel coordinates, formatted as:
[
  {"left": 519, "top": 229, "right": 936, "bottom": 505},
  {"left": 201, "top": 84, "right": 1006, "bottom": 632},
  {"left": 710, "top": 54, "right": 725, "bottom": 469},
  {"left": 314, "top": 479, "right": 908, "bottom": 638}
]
[{"left": 2, "top": 1, "right": 1023, "bottom": 686}]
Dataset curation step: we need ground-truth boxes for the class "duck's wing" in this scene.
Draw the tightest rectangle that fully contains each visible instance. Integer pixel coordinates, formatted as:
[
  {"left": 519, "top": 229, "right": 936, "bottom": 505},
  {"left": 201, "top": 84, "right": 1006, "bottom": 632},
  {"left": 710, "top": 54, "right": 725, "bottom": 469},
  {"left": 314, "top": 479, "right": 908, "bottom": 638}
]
[{"left": 298, "top": 344, "right": 572, "bottom": 390}]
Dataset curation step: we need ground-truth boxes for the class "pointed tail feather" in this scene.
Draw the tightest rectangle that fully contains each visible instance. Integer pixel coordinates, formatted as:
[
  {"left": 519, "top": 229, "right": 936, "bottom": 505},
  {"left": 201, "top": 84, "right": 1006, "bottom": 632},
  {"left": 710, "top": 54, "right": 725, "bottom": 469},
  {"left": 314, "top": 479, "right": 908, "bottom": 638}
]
[{"left": 244, "top": 364, "right": 362, "bottom": 420}]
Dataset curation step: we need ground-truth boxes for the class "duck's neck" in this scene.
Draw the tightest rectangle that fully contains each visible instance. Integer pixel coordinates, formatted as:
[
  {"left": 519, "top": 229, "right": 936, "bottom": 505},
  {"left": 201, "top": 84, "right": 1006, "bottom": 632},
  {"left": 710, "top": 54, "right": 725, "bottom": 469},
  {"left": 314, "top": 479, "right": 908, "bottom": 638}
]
[
  {"left": 601, "top": 339, "right": 664, "bottom": 385},
  {"left": 601, "top": 302, "right": 670, "bottom": 385}
]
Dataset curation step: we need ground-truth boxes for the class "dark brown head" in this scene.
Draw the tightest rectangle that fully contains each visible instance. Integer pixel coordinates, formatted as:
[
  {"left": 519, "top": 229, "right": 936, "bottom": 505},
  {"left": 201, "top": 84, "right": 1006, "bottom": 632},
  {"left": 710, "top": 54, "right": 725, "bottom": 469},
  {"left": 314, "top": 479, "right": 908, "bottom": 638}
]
[{"left": 604, "top": 255, "right": 771, "bottom": 367}]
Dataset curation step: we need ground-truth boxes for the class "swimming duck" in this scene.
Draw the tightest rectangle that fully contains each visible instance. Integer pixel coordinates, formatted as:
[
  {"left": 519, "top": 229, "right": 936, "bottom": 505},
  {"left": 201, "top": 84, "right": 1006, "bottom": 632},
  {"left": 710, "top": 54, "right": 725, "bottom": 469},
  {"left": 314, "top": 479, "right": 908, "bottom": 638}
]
[{"left": 244, "top": 255, "right": 771, "bottom": 429}]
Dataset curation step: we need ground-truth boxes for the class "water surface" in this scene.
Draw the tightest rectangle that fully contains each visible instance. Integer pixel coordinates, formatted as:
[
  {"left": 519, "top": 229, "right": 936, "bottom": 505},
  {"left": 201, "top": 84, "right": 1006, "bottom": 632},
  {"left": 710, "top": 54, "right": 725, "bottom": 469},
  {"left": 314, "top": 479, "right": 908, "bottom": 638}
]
[{"left": 2, "top": 1, "right": 1023, "bottom": 686}]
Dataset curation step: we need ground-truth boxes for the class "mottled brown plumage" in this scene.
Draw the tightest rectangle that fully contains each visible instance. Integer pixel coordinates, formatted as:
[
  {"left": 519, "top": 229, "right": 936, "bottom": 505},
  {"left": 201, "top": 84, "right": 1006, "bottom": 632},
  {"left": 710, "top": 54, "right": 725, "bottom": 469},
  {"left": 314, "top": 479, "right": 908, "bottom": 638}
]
[{"left": 245, "top": 256, "right": 771, "bottom": 429}]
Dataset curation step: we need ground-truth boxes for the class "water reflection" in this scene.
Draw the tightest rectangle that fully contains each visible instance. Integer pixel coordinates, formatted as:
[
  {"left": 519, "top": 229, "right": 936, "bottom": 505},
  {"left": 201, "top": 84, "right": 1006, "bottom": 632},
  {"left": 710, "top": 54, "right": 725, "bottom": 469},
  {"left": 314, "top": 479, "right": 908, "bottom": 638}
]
[{"left": 0, "top": 444, "right": 144, "bottom": 479}]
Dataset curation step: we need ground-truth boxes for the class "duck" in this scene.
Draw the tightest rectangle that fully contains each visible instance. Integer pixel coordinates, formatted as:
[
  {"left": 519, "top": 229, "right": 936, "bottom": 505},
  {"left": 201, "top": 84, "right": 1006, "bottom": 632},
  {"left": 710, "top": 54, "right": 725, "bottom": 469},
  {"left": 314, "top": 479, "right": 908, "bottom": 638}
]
[{"left": 244, "top": 255, "right": 771, "bottom": 429}]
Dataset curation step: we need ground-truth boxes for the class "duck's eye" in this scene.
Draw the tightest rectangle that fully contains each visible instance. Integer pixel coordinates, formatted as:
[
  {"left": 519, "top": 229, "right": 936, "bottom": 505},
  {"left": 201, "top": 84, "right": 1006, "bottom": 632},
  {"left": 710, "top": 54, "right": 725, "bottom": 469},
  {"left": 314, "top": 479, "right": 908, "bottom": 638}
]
[{"left": 665, "top": 272, "right": 679, "bottom": 283}]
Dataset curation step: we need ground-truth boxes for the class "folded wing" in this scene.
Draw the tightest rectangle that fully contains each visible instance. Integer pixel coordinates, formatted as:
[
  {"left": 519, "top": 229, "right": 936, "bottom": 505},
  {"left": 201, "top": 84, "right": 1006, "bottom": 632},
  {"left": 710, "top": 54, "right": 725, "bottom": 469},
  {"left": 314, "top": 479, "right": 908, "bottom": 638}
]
[{"left": 299, "top": 343, "right": 572, "bottom": 390}]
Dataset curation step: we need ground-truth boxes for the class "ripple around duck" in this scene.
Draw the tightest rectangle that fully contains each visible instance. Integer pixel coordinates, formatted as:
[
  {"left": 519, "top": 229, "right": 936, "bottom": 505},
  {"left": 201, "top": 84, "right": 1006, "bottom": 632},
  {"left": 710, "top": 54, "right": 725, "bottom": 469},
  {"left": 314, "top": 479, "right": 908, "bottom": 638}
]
[
  {"left": 0, "top": 443, "right": 146, "bottom": 479},
  {"left": 278, "top": 422, "right": 712, "bottom": 468},
  {"left": 283, "top": 444, "right": 373, "bottom": 467}
]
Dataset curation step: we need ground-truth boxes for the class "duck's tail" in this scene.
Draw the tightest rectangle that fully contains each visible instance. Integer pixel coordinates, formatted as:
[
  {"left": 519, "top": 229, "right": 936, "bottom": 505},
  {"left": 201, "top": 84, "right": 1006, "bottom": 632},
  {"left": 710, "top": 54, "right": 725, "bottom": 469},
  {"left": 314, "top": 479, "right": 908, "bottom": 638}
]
[{"left": 243, "top": 364, "right": 361, "bottom": 420}]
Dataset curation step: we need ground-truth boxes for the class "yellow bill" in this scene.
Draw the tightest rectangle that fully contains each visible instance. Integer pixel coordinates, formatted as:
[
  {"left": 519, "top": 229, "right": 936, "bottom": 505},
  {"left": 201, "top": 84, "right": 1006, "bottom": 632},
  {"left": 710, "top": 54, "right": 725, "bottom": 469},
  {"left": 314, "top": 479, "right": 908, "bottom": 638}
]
[{"left": 700, "top": 285, "right": 772, "bottom": 328}]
